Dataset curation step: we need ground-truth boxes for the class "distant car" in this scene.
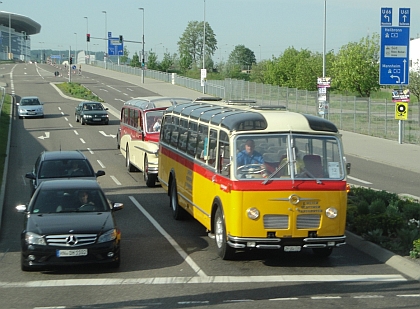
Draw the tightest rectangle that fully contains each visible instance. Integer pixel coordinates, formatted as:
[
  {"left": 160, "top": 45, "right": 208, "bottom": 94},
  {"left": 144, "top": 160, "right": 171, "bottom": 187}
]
[
  {"left": 75, "top": 101, "right": 109, "bottom": 125},
  {"left": 17, "top": 96, "right": 44, "bottom": 118},
  {"left": 16, "top": 179, "right": 123, "bottom": 271},
  {"left": 25, "top": 150, "right": 105, "bottom": 196}
]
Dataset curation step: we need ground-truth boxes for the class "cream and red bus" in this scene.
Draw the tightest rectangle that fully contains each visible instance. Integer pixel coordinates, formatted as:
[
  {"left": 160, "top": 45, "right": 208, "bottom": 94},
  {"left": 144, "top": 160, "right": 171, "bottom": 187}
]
[
  {"left": 117, "top": 96, "right": 192, "bottom": 187},
  {"left": 158, "top": 99, "right": 350, "bottom": 259}
]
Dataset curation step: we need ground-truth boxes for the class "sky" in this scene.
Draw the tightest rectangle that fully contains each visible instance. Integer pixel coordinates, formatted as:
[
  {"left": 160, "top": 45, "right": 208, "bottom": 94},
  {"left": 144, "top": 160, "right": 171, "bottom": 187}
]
[{"left": 2, "top": 0, "right": 420, "bottom": 62}]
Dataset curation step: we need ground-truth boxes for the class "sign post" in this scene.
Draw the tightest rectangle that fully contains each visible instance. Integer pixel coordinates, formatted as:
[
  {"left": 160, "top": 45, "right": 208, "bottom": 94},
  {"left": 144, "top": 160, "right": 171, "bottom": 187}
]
[{"left": 379, "top": 7, "right": 411, "bottom": 144}]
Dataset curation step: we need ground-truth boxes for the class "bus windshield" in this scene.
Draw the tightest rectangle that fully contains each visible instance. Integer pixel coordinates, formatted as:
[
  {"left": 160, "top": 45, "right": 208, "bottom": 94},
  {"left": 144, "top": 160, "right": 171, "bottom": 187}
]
[{"left": 235, "top": 134, "right": 344, "bottom": 181}]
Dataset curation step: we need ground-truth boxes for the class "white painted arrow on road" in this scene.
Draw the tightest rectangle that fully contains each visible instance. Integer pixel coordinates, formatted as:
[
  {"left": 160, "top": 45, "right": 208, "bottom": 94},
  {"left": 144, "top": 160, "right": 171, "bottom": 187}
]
[
  {"left": 38, "top": 132, "right": 50, "bottom": 140},
  {"left": 99, "top": 131, "right": 116, "bottom": 138}
]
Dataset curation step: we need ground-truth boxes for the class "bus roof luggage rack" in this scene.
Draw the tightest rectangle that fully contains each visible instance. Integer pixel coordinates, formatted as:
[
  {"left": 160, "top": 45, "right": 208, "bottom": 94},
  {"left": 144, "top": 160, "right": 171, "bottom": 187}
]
[
  {"left": 195, "top": 96, "right": 223, "bottom": 102},
  {"left": 250, "top": 105, "right": 287, "bottom": 111},
  {"left": 225, "top": 99, "right": 257, "bottom": 105}
]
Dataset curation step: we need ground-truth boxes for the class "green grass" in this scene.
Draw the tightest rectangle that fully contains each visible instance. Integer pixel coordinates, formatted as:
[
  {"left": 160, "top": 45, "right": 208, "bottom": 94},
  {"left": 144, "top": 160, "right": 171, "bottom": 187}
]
[
  {"left": 55, "top": 82, "right": 104, "bottom": 102},
  {"left": 0, "top": 95, "right": 11, "bottom": 185}
]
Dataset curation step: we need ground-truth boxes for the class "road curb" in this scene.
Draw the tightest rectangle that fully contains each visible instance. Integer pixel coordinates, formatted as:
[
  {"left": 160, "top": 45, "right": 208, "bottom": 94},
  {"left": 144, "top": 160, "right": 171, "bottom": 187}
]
[{"left": 346, "top": 231, "right": 420, "bottom": 281}]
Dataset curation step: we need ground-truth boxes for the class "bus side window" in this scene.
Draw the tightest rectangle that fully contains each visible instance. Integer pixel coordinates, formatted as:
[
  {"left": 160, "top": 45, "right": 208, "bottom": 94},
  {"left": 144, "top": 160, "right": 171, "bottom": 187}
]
[
  {"left": 196, "top": 124, "right": 208, "bottom": 162},
  {"left": 206, "top": 129, "right": 218, "bottom": 168},
  {"left": 218, "top": 131, "right": 230, "bottom": 176},
  {"left": 161, "top": 116, "right": 172, "bottom": 144}
]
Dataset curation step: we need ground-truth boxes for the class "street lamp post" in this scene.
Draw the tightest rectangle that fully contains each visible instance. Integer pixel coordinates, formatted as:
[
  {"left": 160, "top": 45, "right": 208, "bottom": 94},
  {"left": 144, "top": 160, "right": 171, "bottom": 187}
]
[
  {"left": 39, "top": 41, "right": 44, "bottom": 63},
  {"left": 74, "top": 32, "right": 77, "bottom": 64},
  {"left": 84, "top": 16, "right": 89, "bottom": 64},
  {"left": 202, "top": 0, "right": 206, "bottom": 94},
  {"left": 139, "top": 8, "right": 145, "bottom": 83},
  {"left": 102, "top": 10, "right": 107, "bottom": 69}
]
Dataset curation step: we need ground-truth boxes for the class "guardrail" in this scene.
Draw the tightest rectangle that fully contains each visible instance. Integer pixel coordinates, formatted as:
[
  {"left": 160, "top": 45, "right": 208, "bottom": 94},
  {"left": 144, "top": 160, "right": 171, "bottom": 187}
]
[{"left": 91, "top": 61, "right": 420, "bottom": 144}]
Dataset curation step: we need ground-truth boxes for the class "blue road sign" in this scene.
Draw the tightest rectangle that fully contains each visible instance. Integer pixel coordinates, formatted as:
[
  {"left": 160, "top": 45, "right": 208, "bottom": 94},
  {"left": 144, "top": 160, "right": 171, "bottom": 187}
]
[
  {"left": 107, "top": 37, "right": 123, "bottom": 56},
  {"left": 380, "top": 26, "right": 410, "bottom": 85},
  {"left": 381, "top": 7, "right": 392, "bottom": 26},
  {"left": 399, "top": 8, "right": 410, "bottom": 26}
]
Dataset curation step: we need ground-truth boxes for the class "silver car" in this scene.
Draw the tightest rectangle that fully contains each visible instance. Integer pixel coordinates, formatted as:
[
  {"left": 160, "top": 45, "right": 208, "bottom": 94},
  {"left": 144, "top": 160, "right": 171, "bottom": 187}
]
[{"left": 17, "top": 96, "right": 44, "bottom": 118}]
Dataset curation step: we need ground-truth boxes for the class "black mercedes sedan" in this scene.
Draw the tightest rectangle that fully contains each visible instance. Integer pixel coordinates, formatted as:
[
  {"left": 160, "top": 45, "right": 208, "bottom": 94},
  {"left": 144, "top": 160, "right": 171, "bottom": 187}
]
[
  {"left": 75, "top": 101, "right": 109, "bottom": 125},
  {"left": 16, "top": 179, "right": 123, "bottom": 271}
]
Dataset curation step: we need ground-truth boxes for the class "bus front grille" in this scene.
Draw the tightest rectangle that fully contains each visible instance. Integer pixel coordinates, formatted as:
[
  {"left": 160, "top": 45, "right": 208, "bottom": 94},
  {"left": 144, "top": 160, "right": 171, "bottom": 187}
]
[
  {"left": 263, "top": 215, "right": 288, "bottom": 229},
  {"left": 297, "top": 214, "right": 321, "bottom": 229}
]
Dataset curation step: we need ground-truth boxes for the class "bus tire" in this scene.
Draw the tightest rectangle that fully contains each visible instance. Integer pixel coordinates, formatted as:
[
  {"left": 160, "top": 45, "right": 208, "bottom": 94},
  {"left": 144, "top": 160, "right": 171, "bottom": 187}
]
[
  {"left": 126, "top": 147, "right": 136, "bottom": 172},
  {"left": 312, "top": 247, "right": 333, "bottom": 257},
  {"left": 144, "top": 156, "right": 156, "bottom": 187},
  {"left": 214, "top": 207, "right": 235, "bottom": 260},
  {"left": 170, "top": 179, "right": 185, "bottom": 220}
]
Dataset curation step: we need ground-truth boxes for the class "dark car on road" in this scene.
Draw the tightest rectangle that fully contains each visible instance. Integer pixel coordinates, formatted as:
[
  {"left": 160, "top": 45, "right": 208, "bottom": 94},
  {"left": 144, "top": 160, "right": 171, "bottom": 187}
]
[
  {"left": 25, "top": 150, "right": 105, "bottom": 196},
  {"left": 16, "top": 179, "right": 123, "bottom": 271},
  {"left": 75, "top": 101, "right": 109, "bottom": 125}
]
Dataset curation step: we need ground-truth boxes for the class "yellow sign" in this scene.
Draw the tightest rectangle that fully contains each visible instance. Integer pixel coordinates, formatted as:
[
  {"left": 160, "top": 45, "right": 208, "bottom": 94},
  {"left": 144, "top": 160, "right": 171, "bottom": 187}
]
[{"left": 395, "top": 102, "right": 408, "bottom": 120}]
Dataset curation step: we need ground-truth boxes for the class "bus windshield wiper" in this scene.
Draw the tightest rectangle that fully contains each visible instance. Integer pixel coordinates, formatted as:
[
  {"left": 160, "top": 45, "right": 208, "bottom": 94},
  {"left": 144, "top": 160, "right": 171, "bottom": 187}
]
[{"left": 262, "top": 160, "right": 289, "bottom": 185}]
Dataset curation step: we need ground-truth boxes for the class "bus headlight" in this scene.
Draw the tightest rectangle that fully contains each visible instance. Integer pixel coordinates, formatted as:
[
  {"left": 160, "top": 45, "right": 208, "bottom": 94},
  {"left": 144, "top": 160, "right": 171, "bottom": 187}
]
[
  {"left": 247, "top": 207, "right": 260, "bottom": 220},
  {"left": 326, "top": 207, "right": 338, "bottom": 218}
]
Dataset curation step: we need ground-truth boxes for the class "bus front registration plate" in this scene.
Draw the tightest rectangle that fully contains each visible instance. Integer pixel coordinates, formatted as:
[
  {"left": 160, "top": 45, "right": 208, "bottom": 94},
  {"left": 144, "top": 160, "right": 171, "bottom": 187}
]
[{"left": 284, "top": 246, "right": 301, "bottom": 252}]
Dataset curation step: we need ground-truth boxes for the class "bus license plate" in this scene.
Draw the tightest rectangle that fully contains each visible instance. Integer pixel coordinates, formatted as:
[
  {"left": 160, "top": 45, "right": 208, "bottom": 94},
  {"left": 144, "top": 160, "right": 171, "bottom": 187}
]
[
  {"left": 57, "top": 249, "right": 88, "bottom": 257},
  {"left": 284, "top": 246, "right": 301, "bottom": 252}
]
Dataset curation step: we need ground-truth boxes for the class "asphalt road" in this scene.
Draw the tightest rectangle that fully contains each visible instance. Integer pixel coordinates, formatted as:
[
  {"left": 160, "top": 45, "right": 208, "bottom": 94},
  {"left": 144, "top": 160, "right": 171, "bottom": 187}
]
[{"left": 0, "top": 63, "right": 419, "bottom": 309}]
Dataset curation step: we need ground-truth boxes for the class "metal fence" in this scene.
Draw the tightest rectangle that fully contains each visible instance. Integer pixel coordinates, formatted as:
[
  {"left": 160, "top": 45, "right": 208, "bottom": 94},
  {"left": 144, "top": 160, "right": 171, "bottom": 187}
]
[{"left": 92, "top": 61, "right": 420, "bottom": 145}]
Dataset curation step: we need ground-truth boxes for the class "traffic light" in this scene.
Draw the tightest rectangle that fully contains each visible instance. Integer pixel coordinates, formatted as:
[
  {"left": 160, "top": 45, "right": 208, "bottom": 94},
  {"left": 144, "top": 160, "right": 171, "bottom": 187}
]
[
  {"left": 69, "top": 57, "right": 73, "bottom": 65},
  {"left": 119, "top": 35, "right": 123, "bottom": 43},
  {"left": 86, "top": 33, "right": 90, "bottom": 42}
]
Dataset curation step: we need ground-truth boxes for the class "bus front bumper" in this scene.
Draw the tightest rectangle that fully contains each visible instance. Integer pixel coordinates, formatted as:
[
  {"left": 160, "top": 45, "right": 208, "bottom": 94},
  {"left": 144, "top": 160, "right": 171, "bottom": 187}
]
[{"left": 227, "top": 235, "right": 346, "bottom": 250}]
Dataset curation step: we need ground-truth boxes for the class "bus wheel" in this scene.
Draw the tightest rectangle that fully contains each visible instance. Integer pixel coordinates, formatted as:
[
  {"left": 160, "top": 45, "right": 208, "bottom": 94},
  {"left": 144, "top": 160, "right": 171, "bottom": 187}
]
[
  {"left": 312, "top": 247, "right": 333, "bottom": 257},
  {"left": 214, "top": 207, "right": 235, "bottom": 260},
  {"left": 126, "top": 147, "right": 135, "bottom": 172},
  {"left": 144, "top": 156, "right": 156, "bottom": 187},
  {"left": 170, "top": 179, "right": 185, "bottom": 220}
]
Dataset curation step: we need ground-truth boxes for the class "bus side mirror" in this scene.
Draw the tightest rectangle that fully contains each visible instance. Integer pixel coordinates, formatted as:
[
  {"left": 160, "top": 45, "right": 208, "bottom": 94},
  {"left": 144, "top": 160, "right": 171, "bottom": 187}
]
[{"left": 346, "top": 163, "right": 351, "bottom": 175}]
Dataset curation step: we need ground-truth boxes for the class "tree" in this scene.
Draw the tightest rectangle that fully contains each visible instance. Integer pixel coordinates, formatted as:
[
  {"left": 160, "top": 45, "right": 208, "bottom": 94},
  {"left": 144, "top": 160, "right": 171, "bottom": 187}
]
[
  {"left": 147, "top": 51, "right": 159, "bottom": 70},
  {"left": 179, "top": 52, "right": 193, "bottom": 73},
  {"left": 409, "top": 61, "right": 420, "bottom": 125},
  {"left": 130, "top": 52, "right": 140, "bottom": 67},
  {"left": 178, "top": 21, "right": 217, "bottom": 68},
  {"left": 160, "top": 52, "right": 173, "bottom": 72},
  {"left": 331, "top": 33, "right": 380, "bottom": 97},
  {"left": 227, "top": 45, "right": 256, "bottom": 70},
  {"left": 120, "top": 46, "right": 129, "bottom": 64}
]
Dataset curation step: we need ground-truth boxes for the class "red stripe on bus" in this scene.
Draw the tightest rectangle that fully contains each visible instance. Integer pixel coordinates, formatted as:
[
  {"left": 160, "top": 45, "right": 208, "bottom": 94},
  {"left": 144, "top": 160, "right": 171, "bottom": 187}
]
[{"left": 161, "top": 147, "right": 347, "bottom": 192}]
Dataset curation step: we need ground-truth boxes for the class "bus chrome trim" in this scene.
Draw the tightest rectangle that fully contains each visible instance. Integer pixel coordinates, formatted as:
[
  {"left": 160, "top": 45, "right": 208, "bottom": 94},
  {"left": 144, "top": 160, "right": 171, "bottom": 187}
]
[{"left": 178, "top": 192, "right": 211, "bottom": 218}]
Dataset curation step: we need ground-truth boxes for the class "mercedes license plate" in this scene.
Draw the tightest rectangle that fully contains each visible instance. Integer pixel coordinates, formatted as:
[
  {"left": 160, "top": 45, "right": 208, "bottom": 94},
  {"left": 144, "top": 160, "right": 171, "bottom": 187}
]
[
  {"left": 284, "top": 246, "right": 301, "bottom": 252},
  {"left": 57, "top": 249, "right": 88, "bottom": 257},
  {"left": 93, "top": 118, "right": 101, "bottom": 121}
]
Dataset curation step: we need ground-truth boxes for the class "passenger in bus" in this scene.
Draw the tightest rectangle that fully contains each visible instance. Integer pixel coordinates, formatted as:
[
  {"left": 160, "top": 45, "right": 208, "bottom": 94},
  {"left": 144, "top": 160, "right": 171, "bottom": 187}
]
[
  {"left": 152, "top": 118, "right": 162, "bottom": 132},
  {"left": 236, "top": 139, "right": 264, "bottom": 166}
]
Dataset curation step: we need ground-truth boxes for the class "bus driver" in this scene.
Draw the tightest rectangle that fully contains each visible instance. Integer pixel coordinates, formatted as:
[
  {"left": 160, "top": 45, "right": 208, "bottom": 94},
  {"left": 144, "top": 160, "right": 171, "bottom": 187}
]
[{"left": 236, "top": 139, "right": 264, "bottom": 166}]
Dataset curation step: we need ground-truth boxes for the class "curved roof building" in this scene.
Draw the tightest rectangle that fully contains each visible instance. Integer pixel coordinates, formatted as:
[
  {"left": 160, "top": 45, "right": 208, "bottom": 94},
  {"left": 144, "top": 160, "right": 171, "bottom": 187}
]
[{"left": 0, "top": 11, "right": 41, "bottom": 61}]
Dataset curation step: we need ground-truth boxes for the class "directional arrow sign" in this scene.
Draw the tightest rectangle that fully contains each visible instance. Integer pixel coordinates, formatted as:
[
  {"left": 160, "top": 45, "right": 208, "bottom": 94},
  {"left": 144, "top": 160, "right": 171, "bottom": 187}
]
[
  {"left": 99, "top": 131, "right": 116, "bottom": 138},
  {"left": 38, "top": 132, "right": 50, "bottom": 140},
  {"left": 379, "top": 26, "right": 410, "bottom": 85}
]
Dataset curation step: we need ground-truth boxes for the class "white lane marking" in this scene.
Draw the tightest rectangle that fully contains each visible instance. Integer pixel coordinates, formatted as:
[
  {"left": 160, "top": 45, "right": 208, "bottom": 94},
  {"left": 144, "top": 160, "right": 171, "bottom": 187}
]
[
  {"left": 397, "top": 294, "right": 420, "bottom": 297},
  {"left": 58, "top": 107, "right": 62, "bottom": 111},
  {"left": 353, "top": 295, "right": 384, "bottom": 298},
  {"left": 0, "top": 274, "right": 407, "bottom": 288},
  {"left": 347, "top": 176, "right": 372, "bottom": 184},
  {"left": 80, "top": 138, "right": 85, "bottom": 144},
  {"left": 129, "top": 196, "right": 207, "bottom": 278},
  {"left": 110, "top": 176, "right": 121, "bottom": 185},
  {"left": 97, "top": 160, "right": 105, "bottom": 168},
  {"left": 311, "top": 296, "right": 342, "bottom": 299},
  {"left": 87, "top": 148, "right": 94, "bottom": 154},
  {"left": 99, "top": 88, "right": 108, "bottom": 92},
  {"left": 38, "top": 132, "right": 50, "bottom": 140},
  {"left": 107, "top": 85, "right": 121, "bottom": 92},
  {"left": 73, "top": 130, "right": 79, "bottom": 135},
  {"left": 64, "top": 117, "right": 68, "bottom": 121},
  {"left": 269, "top": 298, "right": 298, "bottom": 301},
  {"left": 115, "top": 98, "right": 125, "bottom": 102},
  {"left": 99, "top": 131, "right": 116, "bottom": 138},
  {"left": 68, "top": 123, "right": 73, "bottom": 128}
]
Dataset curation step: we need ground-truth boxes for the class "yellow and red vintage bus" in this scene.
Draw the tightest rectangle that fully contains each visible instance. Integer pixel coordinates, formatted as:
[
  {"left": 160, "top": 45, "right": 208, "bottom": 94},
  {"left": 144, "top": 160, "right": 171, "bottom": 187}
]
[
  {"left": 158, "top": 99, "right": 351, "bottom": 259},
  {"left": 117, "top": 96, "right": 192, "bottom": 187}
]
